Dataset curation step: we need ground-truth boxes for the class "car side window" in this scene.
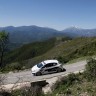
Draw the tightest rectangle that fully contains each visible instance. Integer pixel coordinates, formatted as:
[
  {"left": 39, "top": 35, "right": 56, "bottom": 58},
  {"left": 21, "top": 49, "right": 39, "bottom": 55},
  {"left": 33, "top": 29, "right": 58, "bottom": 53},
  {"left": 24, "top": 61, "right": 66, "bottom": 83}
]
[
  {"left": 44, "top": 63, "right": 57, "bottom": 68},
  {"left": 44, "top": 63, "right": 51, "bottom": 68},
  {"left": 44, "top": 64, "right": 50, "bottom": 68},
  {"left": 53, "top": 63, "right": 57, "bottom": 66}
]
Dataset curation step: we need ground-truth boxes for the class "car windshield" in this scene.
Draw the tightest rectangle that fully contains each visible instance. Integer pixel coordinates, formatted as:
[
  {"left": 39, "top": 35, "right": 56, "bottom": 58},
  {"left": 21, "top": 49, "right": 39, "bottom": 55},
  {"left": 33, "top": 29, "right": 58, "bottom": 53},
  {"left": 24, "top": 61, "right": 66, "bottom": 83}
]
[{"left": 37, "top": 63, "right": 43, "bottom": 68}]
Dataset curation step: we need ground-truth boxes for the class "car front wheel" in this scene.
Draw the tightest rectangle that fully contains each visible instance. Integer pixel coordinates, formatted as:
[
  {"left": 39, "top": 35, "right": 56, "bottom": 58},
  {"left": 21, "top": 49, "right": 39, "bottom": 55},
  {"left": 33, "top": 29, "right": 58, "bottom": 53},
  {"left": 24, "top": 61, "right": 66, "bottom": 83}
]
[{"left": 36, "top": 72, "right": 42, "bottom": 76}]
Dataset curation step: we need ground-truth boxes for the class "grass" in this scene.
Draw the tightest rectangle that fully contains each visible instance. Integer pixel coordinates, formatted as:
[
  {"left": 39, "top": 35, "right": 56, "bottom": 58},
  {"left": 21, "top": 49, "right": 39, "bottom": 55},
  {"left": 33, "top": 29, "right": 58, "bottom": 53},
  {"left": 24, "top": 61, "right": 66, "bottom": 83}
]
[{"left": 67, "top": 55, "right": 96, "bottom": 64}]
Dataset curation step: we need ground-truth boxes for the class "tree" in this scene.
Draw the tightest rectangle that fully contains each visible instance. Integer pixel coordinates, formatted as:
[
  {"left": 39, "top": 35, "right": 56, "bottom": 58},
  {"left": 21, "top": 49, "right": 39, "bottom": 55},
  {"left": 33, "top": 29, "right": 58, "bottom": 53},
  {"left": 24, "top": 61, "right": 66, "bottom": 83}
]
[{"left": 0, "top": 31, "right": 9, "bottom": 67}]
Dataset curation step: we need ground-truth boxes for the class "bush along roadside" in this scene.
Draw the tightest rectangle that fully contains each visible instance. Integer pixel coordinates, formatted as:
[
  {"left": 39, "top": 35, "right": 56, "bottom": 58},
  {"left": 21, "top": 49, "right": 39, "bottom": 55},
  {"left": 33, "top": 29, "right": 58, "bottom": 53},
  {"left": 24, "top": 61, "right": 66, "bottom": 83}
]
[
  {"left": 84, "top": 58, "right": 96, "bottom": 81},
  {"left": 50, "top": 58, "right": 96, "bottom": 96}
]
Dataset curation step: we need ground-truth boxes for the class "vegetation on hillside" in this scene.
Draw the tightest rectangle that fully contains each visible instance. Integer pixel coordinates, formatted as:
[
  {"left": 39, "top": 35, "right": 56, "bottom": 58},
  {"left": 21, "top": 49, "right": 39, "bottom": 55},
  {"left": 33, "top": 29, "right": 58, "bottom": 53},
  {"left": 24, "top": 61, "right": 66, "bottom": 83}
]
[
  {"left": 84, "top": 58, "right": 96, "bottom": 81},
  {"left": 22, "top": 37, "right": 96, "bottom": 69},
  {"left": 0, "top": 37, "right": 96, "bottom": 71},
  {"left": 56, "top": 37, "right": 96, "bottom": 63},
  {"left": 5, "top": 38, "right": 56, "bottom": 62},
  {"left": 2, "top": 37, "right": 71, "bottom": 71},
  {"left": 0, "top": 31, "right": 9, "bottom": 68}
]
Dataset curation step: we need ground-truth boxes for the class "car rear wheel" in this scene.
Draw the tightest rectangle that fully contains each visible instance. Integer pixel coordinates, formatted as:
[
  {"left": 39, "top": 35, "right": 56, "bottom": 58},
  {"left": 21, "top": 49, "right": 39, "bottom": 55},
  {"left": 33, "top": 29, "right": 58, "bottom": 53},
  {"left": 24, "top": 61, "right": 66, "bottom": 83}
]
[
  {"left": 63, "top": 68, "right": 66, "bottom": 72},
  {"left": 56, "top": 68, "right": 62, "bottom": 72}
]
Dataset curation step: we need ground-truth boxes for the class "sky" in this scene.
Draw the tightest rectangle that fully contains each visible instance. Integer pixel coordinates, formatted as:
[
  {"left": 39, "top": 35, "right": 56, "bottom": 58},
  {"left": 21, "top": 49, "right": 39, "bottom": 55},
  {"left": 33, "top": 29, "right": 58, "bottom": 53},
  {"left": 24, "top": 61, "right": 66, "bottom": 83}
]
[{"left": 0, "top": 0, "right": 96, "bottom": 30}]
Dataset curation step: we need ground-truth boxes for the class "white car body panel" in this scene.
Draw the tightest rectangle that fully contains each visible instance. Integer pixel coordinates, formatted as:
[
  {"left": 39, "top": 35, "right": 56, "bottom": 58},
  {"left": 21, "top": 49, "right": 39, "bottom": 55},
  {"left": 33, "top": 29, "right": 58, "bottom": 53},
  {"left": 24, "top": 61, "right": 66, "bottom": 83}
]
[{"left": 31, "top": 65, "right": 40, "bottom": 73}]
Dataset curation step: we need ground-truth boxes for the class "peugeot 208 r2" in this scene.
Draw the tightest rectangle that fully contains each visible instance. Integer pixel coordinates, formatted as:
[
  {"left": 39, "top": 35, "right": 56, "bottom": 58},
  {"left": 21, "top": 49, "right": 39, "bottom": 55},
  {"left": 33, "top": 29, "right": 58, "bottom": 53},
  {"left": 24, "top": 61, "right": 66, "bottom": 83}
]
[{"left": 31, "top": 60, "right": 66, "bottom": 76}]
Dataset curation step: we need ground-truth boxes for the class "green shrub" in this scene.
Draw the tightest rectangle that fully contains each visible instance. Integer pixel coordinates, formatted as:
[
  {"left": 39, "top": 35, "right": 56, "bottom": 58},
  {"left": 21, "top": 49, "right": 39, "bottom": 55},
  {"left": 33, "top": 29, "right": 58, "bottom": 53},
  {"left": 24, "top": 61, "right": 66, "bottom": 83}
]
[
  {"left": 0, "top": 91, "right": 11, "bottom": 96},
  {"left": 84, "top": 58, "right": 96, "bottom": 81},
  {"left": 57, "top": 56, "right": 69, "bottom": 63},
  {"left": 11, "top": 86, "right": 44, "bottom": 96},
  {"left": 53, "top": 73, "right": 79, "bottom": 91},
  {"left": 63, "top": 73, "right": 79, "bottom": 86},
  {"left": 2, "top": 63, "right": 22, "bottom": 72}
]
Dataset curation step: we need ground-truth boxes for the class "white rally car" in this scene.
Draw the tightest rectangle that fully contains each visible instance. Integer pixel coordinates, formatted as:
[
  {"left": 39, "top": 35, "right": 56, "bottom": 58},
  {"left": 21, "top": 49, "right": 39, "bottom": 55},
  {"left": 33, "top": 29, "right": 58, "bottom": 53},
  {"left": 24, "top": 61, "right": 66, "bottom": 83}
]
[{"left": 31, "top": 60, "right": 66, "bottom": 76}]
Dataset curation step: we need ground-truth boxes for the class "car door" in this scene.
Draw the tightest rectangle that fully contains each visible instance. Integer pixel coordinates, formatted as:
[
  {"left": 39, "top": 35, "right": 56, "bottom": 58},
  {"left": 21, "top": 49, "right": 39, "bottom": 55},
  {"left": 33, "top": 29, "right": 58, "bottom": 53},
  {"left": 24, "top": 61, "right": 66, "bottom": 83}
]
[
  {"left": 42, "top": 63, "right": 57, "bottom": 74},
  {"left": 47, "top": 63, "right": 58, "bottom": 73},
  {"left": 40, "top": 64, "right": 49, "bottom": 74},
  {"left": 40, "top": 63, "right": 52, "bottom": 74}
]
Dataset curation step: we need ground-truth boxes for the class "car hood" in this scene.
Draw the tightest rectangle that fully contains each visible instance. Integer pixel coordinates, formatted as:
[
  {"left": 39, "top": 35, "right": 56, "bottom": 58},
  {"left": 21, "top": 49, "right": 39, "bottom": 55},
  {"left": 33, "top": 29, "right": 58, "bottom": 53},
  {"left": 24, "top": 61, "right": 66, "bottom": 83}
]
[{"left": 31, "top": 65, "right": 40, "bottom": 73}]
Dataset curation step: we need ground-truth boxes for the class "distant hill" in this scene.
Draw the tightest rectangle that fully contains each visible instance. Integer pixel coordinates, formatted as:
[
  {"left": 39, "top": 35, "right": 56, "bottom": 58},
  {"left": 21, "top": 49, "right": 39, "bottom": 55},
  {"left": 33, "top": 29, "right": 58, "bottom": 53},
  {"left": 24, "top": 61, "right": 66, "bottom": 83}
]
[
  {"left": 62, "top": 27, "right": 96, "bottom": 37},
  {"left": 0, "top": 26, "right": 63, "bottom": 44},
  {"left": 0, "top": 26, "right": 96, "bottom": 44}
]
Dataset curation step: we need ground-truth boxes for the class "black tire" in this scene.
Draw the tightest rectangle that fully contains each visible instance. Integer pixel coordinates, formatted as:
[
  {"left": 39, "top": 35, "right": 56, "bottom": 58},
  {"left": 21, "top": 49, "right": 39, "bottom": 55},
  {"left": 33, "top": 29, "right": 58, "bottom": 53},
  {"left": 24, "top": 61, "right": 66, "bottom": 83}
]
[
  {"left": 63, "top": 68, "right": 66, "bottom": 71},
  {"left": 36, "top": 72, "right": 42, "bottom": 76},
  {"left": 62, "top": 68, "right": 66, "bottom": 72},
  {"left": 56, "top": 68, "right": 62, "bottom": 73}
]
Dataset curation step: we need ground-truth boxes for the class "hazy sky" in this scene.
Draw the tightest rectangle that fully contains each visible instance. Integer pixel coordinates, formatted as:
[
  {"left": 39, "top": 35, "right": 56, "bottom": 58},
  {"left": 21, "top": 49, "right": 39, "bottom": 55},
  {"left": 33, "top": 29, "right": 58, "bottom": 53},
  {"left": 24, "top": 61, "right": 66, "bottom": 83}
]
[{"left": 0, "top": 0, "right": 96, "bottom": 30}]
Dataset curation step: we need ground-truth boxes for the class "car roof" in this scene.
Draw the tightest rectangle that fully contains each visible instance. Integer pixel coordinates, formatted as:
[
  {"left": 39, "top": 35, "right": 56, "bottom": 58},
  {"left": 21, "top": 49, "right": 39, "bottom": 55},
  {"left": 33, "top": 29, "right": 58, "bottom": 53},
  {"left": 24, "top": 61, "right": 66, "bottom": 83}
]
[{"left": 42, "top": 60, "right": 59, "bottom": 65}]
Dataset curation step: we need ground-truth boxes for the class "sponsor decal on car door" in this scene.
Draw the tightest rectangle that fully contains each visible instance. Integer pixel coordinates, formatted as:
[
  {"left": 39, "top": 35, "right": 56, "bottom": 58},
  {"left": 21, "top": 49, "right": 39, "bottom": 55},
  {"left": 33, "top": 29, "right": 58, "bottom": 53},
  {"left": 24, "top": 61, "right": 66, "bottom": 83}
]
[{"left": 42, "top": 63, "right": 57, "bottom": 74}]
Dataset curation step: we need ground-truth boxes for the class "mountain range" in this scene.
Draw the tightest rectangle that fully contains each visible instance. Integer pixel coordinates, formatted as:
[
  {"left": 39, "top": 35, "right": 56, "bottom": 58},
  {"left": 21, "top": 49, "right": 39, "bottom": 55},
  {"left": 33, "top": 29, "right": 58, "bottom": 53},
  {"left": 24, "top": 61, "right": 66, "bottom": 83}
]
[
  {"left": 0, "top": 26, "right": 62, "bottom": 44},
  {"left": 62, "top": 27, "right": 96, "bottom": 37},
  {"left": 0, "top": 26, "right": 96, "bottom": 44}
]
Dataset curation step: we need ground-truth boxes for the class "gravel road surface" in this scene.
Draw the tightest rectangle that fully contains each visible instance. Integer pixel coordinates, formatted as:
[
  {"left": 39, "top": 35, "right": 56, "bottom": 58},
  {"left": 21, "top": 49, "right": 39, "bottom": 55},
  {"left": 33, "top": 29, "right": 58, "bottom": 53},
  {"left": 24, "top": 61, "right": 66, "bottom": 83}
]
[{"left": 0, "top": 60, "right": 87, "bottom": 85}]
